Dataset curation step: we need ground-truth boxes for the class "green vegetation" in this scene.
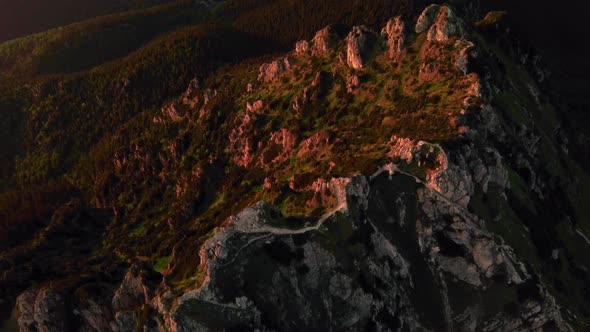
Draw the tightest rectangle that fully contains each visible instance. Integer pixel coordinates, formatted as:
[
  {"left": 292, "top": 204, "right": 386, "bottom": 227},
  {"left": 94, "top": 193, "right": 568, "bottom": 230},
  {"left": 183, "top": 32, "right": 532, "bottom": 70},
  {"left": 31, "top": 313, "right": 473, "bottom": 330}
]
[
  {"left": 154, "top": 255, "right": 172, "bottom": 273},
  {"left": 0, "top": 0, "right": 174, "bottom": 43},
  {"left": 3, "top": 24, "right": 267, "bottom": 188},
  {"left": 0, "top": 1, "right": 215, "bottom": 79},
  {"left": 1, "top": 1, "right": 589, "bottom": 328},
  {"left": 222, "top": 0, "right": 425, "bottom": 49},
  {"left": 0, "top": 7, "right": 472, "bottom": 293}
]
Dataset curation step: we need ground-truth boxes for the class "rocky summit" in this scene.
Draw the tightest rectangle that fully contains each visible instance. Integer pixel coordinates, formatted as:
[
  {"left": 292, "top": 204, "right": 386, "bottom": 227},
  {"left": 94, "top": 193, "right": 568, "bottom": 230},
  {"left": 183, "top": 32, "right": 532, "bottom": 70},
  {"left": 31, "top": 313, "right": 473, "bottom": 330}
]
[{"left": 1, "top": 1, "right": 590, "bottom": 331}]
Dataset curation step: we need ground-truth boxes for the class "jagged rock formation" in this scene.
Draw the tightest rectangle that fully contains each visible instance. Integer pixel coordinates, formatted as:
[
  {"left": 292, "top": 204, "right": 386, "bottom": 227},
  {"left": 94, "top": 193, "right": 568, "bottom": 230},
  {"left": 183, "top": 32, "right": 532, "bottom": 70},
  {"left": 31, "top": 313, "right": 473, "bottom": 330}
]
[
  {"left": 16, "top": 288, "right": 66, "bottom": 332},
  {"left": 15, "top": 280, "right": 115, "bottom": 332},
  {"left": 258, "top": 56, "right": 292, "bottom": 82},
  {"left": 310, "top": 25, "right": 346, "bottom": 57},
  {"left": 346, "top": 26, "right": 375, "bottom": 69},
  {"left": 5, "top": 3, "right": 590, "bottom": 332},
  {"left": 89, "top": 169, "right": 568, "bottom": 330},
  {"left": 295, "top": 40, "right": 310, "bottom": 54},
  {"left": 381, "top": 16, "right": 407, "bottom": 61},
  {"left": 416, "top": 4, "right": 465, "bottom": 41}
]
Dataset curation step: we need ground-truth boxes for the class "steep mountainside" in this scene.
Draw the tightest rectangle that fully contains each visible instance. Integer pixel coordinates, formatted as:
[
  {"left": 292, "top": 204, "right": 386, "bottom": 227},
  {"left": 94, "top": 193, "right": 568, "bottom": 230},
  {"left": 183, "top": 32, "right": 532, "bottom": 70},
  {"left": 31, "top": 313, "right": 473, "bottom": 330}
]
[{"left": 1, "top": 1, "right": 589, "bottom": 331}]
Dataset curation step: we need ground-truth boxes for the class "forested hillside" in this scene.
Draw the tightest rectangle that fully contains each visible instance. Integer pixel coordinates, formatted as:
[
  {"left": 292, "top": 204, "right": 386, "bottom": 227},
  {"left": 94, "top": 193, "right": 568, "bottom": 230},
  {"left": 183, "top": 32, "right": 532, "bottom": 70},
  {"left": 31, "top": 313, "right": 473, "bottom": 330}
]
[
  {"left": 0, "top": 1, "right": 214, "bottom": 79},
  {"left": 1, "top": 1, "right": 590, "bottom": 330},
  {"left": 0, "top": 0, "right": 174, "bottom": 43}
]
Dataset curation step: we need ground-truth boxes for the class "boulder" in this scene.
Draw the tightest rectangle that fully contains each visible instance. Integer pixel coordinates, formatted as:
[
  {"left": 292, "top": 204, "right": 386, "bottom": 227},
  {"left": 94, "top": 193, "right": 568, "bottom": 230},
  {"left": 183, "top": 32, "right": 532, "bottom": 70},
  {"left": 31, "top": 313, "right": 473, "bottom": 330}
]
[{"left": 472, "top": 238, "right": 497, "bottom": 276}]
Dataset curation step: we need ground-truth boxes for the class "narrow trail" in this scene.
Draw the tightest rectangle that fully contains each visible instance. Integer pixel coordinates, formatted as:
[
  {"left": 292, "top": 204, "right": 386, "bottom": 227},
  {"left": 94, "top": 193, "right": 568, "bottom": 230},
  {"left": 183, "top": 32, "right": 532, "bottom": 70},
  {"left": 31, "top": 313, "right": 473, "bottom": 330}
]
[
  {"left": 218, "top": 234, "right": 272, "bottom": 267},
  {"left": 370, "top": 161, "right": 474, "bottom": 219},
  {"left": 242, "top": 185, "right": 347, "bottom": 235},
  {"left": 219, "top": 144, "right": 475, "bottom": 268},
  {"left": 217, "top": 184, "right": 347, "bottom": 267}
]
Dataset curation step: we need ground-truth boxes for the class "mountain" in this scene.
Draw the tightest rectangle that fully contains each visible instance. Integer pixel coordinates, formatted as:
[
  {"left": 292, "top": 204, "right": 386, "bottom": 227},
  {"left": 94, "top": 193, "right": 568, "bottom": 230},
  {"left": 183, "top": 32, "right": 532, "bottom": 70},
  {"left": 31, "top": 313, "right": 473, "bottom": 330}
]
[
  {"left": 0, "top": 1, "right": 221, "bottom": 79},
  {"left": 1, "top": 1, "right": 589, "bottom": 331},
  {"left": 0, "top": 0, "right": 175, "bottom": 43}
]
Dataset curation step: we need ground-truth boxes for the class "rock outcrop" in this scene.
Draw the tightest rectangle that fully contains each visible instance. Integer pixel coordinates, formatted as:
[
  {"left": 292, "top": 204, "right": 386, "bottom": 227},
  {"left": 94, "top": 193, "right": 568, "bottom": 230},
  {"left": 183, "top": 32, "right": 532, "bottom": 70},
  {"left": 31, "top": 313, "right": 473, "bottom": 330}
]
[
  {"left": 456, "top": 39, "right": 476, "bottom": 74},
  {"left": 258, "top": 128, "right": 298, "bottom": 167},
  {"left": 311, "top": 25, "right": 345, "bottom": 57},
  {"left": 346, "top": 26, "right": 374, "bottom": 69},
  {"left": 229, "top": 107, "right": 257, "bottom": 167},
  {"left": 258, "top": 56, "right": 292, "bottom": 82},
  {"left": 150, "top": 178, "right": 431, "bottom": 331},
  {"left": 381, "top": 16, "right": 407, "bottom": 61},
  {"left": 16, "top": 283, "right": 113, "bottom": 332},
  {"left": 295, "top": 40, "right": 310, "bottom": 54},
  {"left": 416, "top": 5, "right": 464, "bottom": 41},
  {"left": 346, "top": 73, "right": 360, "bottom": 93},
  {"left": 15, "top": 289, "right": 41, "bottom": 332},
  {"left": 32, "top": 288, "right": 69, "bottom": 332},
  {"left": 415, "top": 4, "right": 441, "bottom": 33},
  {"left": 136, "top": 168, "right": 568, "bottom": 330},
  {"left": 112, "top": 263, "right": 159, "bottom": 313}
]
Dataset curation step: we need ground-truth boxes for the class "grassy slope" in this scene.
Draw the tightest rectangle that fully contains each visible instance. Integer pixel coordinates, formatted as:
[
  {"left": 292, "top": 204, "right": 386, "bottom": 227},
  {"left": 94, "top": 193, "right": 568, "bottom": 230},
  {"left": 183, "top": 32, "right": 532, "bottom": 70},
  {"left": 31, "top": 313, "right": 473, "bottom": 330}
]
[
  {"left": 0, "top": 10, "right": 273, "bottom": 320},
  {"left": 0, "top": 0, "right": 449, "bottom": 294},
  {"left": 0, "top": 0, "right": 230, "bottom": 189},
  {"left": 66, "top": 23, "right": 472, "bottom": 287},
  {"left": 0, "top": 0, "right": 441, "bottom": 200}
]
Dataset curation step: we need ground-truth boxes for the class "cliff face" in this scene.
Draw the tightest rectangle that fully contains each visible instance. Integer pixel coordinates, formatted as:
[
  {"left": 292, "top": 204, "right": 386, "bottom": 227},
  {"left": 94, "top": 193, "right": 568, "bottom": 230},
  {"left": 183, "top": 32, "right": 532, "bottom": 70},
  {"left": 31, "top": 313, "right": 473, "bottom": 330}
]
[
  {"left": 151, "top": 174, "right": 566, "bottom": 331},
  {"left": 3, "top": 3, "right": 590, "bottom": 331}
]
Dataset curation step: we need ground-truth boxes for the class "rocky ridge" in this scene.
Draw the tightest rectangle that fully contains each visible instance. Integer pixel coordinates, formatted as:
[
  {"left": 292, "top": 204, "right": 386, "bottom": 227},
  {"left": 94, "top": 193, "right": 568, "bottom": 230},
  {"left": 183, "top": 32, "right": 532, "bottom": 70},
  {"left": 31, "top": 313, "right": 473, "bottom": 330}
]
[{"left": 7, "top": 3, "right": 590, "bottom": 331}]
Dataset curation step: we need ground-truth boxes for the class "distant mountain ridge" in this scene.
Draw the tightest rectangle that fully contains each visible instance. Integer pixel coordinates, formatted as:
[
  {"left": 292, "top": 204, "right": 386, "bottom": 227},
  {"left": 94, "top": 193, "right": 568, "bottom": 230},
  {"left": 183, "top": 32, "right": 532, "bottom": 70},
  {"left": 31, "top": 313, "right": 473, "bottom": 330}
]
[
  {"left": 0, "top": 0, "right": 174, "bottom": 43},
  {"left": 0, "top": 1, "right": 215, "bottom": 80}
]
